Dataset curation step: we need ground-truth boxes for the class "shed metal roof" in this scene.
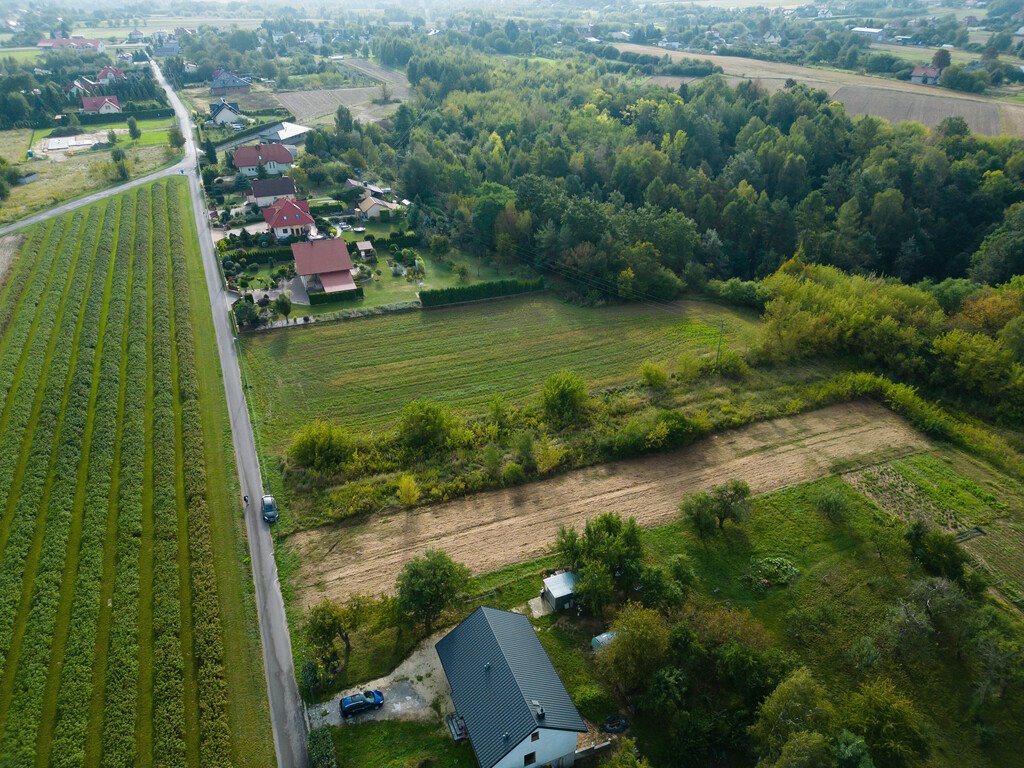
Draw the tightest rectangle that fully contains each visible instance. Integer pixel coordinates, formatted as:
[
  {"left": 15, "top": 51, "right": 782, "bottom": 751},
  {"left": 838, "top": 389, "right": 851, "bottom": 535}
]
[
  {"left": 543, "top": 571, "right": 576, "bottom": 600},
  {"left": 435, "top": 607, "right": 586, "bottom": 768}
]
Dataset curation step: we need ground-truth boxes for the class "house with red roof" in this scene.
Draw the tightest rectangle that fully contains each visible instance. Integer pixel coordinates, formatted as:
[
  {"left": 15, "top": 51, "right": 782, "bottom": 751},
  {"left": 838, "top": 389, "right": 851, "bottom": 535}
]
[
  {"left": 37, "top": 37, "right": 105, "bottom": 52},
  {"left": 96, "top": 66, "right": 126, "bottom": 85},
  {"left": 233, "top": 143, "right": 294, "bottom": 177},
  {"left": 910, "top": 65, "right": 941, "bottom": 85},
  {"left": 291, "top": 240, "right": 358, "bottom": 296},
  {"left": 263, "top": 199, "right": 314, "bottom": 240},
  {"left": 81, "top": 95, "right": 121, "bottom": 115}
]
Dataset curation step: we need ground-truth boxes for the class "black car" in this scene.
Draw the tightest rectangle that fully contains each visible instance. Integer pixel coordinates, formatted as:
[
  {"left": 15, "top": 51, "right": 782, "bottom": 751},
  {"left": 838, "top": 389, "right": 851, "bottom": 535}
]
[
  {"left": 261, "top": 494, "right": 278, "bottom": 524},
  {"left": 340, "top": 690, "right": 384, "bottom": 718}
]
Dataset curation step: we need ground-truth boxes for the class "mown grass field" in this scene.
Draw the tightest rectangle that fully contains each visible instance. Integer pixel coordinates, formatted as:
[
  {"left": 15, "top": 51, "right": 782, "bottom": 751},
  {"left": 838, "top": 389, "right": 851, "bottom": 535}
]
[
  {"left": 240, "top": 293, "right": 760, "bottom": 450},
  {"left": 0, "top": 178, "right": 272, "bottom": 766}
]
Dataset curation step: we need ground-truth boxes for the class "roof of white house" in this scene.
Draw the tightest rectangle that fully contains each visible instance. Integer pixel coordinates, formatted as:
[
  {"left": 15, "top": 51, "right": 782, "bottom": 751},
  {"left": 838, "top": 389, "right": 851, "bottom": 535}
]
[{"left": 542, "top": 571, "right": 577, "bottom": 599}]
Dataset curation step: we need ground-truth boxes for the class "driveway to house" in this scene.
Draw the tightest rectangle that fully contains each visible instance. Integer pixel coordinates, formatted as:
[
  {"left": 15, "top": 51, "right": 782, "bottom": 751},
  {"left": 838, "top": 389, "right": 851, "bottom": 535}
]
[
  {"left": 307, "top": 630, "right": 452, "bottom": 730},
  {"left": 152, "top": 61, "right": 310, "bottom": 768}
]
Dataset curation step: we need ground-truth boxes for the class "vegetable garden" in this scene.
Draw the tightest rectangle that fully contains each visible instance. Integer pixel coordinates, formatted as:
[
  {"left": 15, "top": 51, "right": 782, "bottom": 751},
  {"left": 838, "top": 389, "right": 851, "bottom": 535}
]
[{"left": 0, "top": 179, "right": 272, "bottom": 767}]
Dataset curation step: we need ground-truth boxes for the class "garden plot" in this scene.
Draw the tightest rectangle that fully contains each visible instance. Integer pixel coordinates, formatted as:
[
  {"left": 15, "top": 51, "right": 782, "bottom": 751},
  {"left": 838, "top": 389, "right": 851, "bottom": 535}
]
[
  {"left": 276, "top": 59, "right": 412, "bottom": 124},
  {"left": 289, "top": 401, "right": 929, "bottom": 608}
]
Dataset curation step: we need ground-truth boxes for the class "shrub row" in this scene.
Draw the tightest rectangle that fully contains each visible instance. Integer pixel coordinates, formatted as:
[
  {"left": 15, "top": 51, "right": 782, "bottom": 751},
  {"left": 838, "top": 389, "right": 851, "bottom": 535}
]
[
  {"left": 0, "top": 202, "right": 112, "bottom": 764},
  {"left": 149, "top": 181, "right": 188, "bottom": 766},
  {"left": 102, "top": 186, "right": 148, "bottom": 767},
  {"left": 309, "top": 201, "right": 346, "bottom": 217},
  {"left": 0, "top": 211, "right": 86, "bottom": 680},
  {"left": 75, "top": 108, "right": 175, "bottom": 125},
  {"left": 168, "top": 182, "right": 233, "bottom": 765},
  {"left": 308, "top": 286, "right": 364, "bottom": 305},
  {"left": 308, "top": 727, "right": 338, "bottom": 768},
  {"left": 419, "top": 277, "right": 544, "bottom": 307},
  {"left": 0, "top": 218, "right": 63, "bottom": 409},
  {"left": 228, "top": 245, "right": 293, "bottom": 262},
  {"left": 50, "top": 193, "right": 136, "bottom": 767},
  {"left": 0, "top": 224, "right": 44, "bottom": 342}
]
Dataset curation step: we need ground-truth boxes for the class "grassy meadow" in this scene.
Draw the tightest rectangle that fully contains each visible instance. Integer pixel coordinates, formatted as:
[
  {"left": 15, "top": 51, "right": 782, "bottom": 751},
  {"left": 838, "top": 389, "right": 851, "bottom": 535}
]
[
  {"left": 240, "top": 293, "right": 760, "bottom": 451},
  {"left": 0, "top": 179, "right": 272, "bottom": 766}
]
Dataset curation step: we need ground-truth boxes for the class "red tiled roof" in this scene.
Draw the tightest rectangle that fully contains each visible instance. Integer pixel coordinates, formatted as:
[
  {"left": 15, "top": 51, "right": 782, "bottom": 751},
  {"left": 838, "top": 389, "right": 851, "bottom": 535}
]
[
  {"left": 291, "top": 239, "right": 353, "bottom": 276},
  {"left": 81, "top": 95, "right": 120, "bottom": 112},
  {"left": 911, "top": 66, "right": 941, "bottom": 77},
  {"left": 263, "top": 199, "right": 313, "bottom": 229},
  {"left": 97, "top": 66, "right": 125, "bottom": 79},
  {"left": 233, "top": 143, "right": 293, "bottom": 168}
]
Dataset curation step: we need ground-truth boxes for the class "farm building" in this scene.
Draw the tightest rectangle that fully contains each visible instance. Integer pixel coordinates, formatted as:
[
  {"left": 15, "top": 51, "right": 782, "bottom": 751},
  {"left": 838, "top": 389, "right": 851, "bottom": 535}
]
[
  {"left": 264, "top": 199, "right": 313, "bottom": 240},
  {"left": 232, "top": 144, "right": 294, "bottom": 177},
  {"left": 911, "top": 66, "right": 942, "bottom": 84},
  {"left": 256, "top": 121, "right": 312, "bottom": 146},
  {"left": 247, "top": 177, "right": 297, "bottom": 208},
  {"left": 436, "top": 607, "right": 587, "bottom": 768},
  {"left": 291, "top": 239, "right": 357, "bottom": 295},
  {"left": 851, "top": 26, "right": 884, "bottom": 40},
  {"left": 81, "top": 96, "right": 121, "bottom": 115},
  {"left": 210, "top": 98, "right": 243, "bottom": 125},
  {"left": 209, "top": 68, "right": 251, "bottom": 96},
  {"left": 37, "top": 37, "right": 105, "bottom": 52},
  {"left": 357, "top": 195, "right": 401, "bottom": 220},
  {"left": 541, "top": 572, "right": 577, "bottom": 612},
  {"left": 127, "top": 28, "right": 146, "bottom": 42}
]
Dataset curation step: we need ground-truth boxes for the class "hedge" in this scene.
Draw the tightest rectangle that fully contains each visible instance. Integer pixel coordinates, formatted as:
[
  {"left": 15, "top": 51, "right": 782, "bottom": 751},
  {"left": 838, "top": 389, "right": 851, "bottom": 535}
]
[
  {"left": 231, "top": 246, "right": 293, "bottom": 262},
  {"left": 308, "top": 286, "right": 364, "bottom": 305},
  {"left": 75, "top": 107, "right": 175, "bottom": 125},
  {"left": 419, "top": 277, "right": 544, "bottom": 307},
  {"left": 308, "top": 727, "right": 338, "bottom": 768}
]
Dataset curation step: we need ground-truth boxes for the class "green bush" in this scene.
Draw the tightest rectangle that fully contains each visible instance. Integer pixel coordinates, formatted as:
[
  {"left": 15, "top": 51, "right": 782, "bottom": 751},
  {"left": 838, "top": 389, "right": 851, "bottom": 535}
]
[
  {"left": 308, "top": 286, "right": 364, "bottom": 305},
  {"left": 640, "top": 360, "right": 669, "bottom": 390},
  {"left": 288, "top": 421, "right": 355, "bottom": 474},
  {"left": 398, "top": 400, "right": 458, "bottom": 452},
  {"left": 502, "top": 461, "right": 526, "bottom": 485},
  {"left": 541, "top": 370, "right": 589, "bottom": 426},
  {"left": 308, "top": 727, "right": 338, "bottom": 768}
]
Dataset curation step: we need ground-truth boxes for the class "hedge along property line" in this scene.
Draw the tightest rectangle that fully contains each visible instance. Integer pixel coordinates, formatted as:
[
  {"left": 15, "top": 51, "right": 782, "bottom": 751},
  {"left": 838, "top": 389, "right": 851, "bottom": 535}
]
[
  {"left": 73, "top": 108, "right": 176, "bottom": 126},
  {"left": 169, "top": 186, "right": 233, "bottom": 767},
  {"left": 418, "top": 277, "right": 545, "bottom": 308},
  {"left": 307, "top": 285, "right": 364, "bottom": 305},
  {"left": 101, "top": 185, "right": 149, "bottom": 768},
  {"left": 0, "top": 211, "right": 88, "bottom": 687},
  {"left": 48, "top": 194, "right": 132, "bottom": 768},
  {"left": 148, "top": 180, "right": 188, "bottom": 767},
  {"left": 0, "top": 200, "right": 112, "bottom": 764}
]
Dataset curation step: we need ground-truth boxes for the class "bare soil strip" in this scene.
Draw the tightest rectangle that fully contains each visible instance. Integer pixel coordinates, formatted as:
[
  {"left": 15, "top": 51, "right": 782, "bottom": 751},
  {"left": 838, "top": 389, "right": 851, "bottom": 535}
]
[
  {"left": 0, "top": 235, "right": 22, "bottom": 289},
  {"left": 290, "top": 401, "right": 930, "bottom": 608}
]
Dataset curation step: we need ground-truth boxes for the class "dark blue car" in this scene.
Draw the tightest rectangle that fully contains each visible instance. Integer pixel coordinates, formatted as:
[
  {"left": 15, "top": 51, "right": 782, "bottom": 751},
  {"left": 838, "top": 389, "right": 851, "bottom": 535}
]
[{"left": 340, "top": 690, "right": 384, "bottom": 718}]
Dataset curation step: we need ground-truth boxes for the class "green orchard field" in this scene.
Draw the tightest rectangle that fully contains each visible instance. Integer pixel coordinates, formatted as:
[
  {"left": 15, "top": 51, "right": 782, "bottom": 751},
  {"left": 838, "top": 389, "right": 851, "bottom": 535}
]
[
  {"left": 239, "top": 294, "right": 760, "bottom": 451},
  {"left": 0, "top": 178, "right": 273, "bottom": 767}
]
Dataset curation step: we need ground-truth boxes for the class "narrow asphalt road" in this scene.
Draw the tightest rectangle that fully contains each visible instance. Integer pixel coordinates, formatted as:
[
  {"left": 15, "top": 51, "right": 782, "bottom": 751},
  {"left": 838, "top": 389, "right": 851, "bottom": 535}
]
[
  {"left": 0, "top": 64, "right": 309, "bottom": 766},
  {"left": 152, "top": 63, "right": 310, "bottom": 768}
]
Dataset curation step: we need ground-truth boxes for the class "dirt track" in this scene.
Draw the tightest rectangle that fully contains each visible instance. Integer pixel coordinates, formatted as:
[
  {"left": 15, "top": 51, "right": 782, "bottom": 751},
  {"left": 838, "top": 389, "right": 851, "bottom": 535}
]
[{"left": 290, "top": 401, "right": 930, "bottom": 607}]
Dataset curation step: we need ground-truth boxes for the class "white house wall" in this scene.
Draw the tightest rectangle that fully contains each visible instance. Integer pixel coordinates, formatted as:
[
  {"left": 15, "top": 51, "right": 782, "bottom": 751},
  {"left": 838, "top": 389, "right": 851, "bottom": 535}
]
[{"left": 493, "top": 728, "right": 577, "bottom": 768}]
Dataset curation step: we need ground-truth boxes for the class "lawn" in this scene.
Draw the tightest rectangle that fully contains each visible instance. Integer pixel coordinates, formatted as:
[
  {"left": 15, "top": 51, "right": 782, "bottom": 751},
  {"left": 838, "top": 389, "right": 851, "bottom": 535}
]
[
  {"left": 239, "top": 293, "right": 760, "bottom": 449},
  {"left": 0, "top": 128, "right": 33, "bottom": 163},
  {"left": 0, "top": 47, "right": 41, "bottom": 63},
  {"left": 0, "top": 144, "right": 179, "bottom": 225},
  {"left": 0, "top": 179, "right": 273, "bottom": 765},
  {"left": 40, "top": 117, "right": 177, "bottom": 140},
  {"left": 330, "top": 720, "right": 476, "bottom": 768}
]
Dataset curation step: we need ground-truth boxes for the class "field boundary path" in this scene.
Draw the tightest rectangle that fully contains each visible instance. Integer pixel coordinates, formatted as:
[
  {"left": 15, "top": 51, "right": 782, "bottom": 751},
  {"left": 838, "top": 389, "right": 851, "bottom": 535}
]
[
  {"left": 290, "top": 401, "right": 931, "bottom": 608},
  {"left": 151, "top": 62, "right": 309, "bottom": 768}
]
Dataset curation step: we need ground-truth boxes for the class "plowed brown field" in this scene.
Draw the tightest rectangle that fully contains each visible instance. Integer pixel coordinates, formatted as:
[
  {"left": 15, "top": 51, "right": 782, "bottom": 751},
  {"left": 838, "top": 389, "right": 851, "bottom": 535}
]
[{"left": 290, "top": 401, "right": 930, "bottom": 607}]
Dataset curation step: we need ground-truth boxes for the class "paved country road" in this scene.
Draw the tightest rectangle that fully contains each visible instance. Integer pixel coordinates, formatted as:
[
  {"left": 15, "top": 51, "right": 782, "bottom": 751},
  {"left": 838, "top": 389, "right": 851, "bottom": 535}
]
[
  {"left": 153, "top": 62, "right": 310, "bottom": 768},
  {"left": 0, "top": 63, "right": 309, "bottom": 767}
]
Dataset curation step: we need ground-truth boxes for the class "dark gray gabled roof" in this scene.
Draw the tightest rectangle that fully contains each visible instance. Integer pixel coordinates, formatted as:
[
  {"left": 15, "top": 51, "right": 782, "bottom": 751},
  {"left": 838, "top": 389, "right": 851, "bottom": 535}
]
[
  {"left": 435, "top": 607, "right": 586, "bottom": 768},
  {"left": 250, "top": 176, "right": 296, "bottom": 197}
]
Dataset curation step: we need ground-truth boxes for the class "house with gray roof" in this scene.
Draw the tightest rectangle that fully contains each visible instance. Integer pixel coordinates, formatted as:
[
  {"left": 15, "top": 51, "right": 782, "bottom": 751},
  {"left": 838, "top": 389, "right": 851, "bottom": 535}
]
[{"left": 436, "top": 607, "right": 587, "bottom": 768}]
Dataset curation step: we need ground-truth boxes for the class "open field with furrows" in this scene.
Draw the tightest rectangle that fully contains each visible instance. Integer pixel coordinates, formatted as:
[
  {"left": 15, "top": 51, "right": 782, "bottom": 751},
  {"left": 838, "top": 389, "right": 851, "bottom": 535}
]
[
  {"left": 239, "top": 293, "right": 760, "bottom": 450},
  {"left": 289, "top": 401, "right": 929, "bottom": 607},
  {"left": 622, "top": 43, "right": 1024, "bottom": 136},
  {"left": 276, "top": 59, "right": 412, "bottom": 124},
  {"left": 181, "top": 84, "right": 282, "bottom": 115},
  {"left": 0, "top": 179, "right": 273, "bottom": 766},
  {"left": 70, "top": 17, "right": 264, "bottom": 37},
  {"left": 0, "top": 144, "right": 178, "bottom": 225}
]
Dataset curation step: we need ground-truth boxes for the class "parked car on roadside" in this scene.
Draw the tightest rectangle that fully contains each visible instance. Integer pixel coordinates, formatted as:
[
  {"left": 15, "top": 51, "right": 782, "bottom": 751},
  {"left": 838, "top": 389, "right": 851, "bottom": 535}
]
[
  {"left": 260, "top": 494, "right": 278, "bottom": 524},
  {"left": 340, "top": 690, "right": 384, "bottom": 718}
]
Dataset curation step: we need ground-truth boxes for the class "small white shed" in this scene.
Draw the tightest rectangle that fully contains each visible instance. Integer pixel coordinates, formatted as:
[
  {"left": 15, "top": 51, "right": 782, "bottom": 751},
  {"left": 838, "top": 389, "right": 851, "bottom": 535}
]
[{"left": 541, "top": 571, "right": 577, "bottom": 612}]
